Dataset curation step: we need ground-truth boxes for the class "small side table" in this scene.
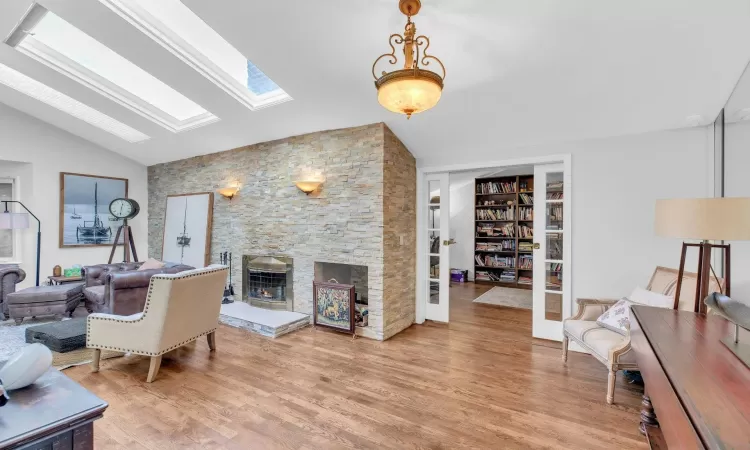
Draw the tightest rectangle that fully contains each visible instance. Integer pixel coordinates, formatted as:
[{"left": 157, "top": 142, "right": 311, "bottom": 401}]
[
  {"left": 0, "top": 366, "right": 107, "bottom": 449},
  {"left": 48, "top": 275, "right": 83, "bottom": 285}
]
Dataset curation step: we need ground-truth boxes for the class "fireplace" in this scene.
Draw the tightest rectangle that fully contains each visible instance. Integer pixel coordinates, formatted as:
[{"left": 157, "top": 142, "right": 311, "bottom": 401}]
[{"left": 242, "top": 255, "right": 294, "bottom": 310}]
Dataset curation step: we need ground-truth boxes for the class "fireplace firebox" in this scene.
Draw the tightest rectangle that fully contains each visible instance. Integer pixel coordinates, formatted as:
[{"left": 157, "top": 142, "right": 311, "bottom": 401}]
[{"left": 242, "top": 255, "right": 294, "bottom": 310}]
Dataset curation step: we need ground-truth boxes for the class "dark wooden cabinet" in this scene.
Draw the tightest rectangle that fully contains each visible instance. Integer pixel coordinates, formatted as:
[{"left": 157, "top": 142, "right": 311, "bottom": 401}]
[{"left": 630, "top": 305, "right": 750, "bottom": 449}]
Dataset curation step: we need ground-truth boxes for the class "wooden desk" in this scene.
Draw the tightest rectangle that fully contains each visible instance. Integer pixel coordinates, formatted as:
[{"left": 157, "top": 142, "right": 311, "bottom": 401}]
[
  {"left": 48, "top": 275, "right": 83, "bottom": 285},
  {"left": 0, "top": 366, "right": 107, "bottom": 449},
  {"left": 630, "top": 305, "right": 750, "bottom": 449}
]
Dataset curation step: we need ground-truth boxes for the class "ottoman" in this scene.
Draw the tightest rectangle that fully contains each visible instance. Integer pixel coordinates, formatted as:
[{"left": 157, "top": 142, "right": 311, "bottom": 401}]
[
  {"left": 26, "top": 318, "right": 87, "bottom": 353},
  {"left": 6, "top": 282, "right": 84, "bottom": 325}
]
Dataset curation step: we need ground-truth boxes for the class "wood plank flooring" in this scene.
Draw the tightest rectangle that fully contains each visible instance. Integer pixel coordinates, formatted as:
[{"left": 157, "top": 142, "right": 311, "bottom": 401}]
[{"left": 66, "top": 282, "right": 647, "bottom": 449}]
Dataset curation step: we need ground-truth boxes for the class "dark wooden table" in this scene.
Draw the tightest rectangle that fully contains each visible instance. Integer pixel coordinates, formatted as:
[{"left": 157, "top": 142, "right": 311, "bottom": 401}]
[
  {"left": 0, "top": 366, "right": 107, "bottom": 449},
  {"left": 48, "top": 275, "right": 83, "bottom": 285},
  {"left": 630, "top": 305, "right": 750, "bottom": 449}
]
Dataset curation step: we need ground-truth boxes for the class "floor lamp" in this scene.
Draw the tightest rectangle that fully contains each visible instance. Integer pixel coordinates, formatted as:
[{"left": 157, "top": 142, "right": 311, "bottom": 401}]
[
  {"left": 655, "top": 198, "right": 750, "bottom": 314},
  {"left": 0, "top": 201, "right": 41, "bottom": 286}
]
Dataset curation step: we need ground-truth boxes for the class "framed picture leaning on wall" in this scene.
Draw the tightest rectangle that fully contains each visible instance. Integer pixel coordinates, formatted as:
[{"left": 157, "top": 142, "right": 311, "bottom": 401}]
[
  {"left": 313, "top": 280, "right": 356, "bottom": 335},
  {"left": 161, "top": 192, "right": 213, "bottom": 268},
  {"left": 59, "top": 172, "right": 128, "bottom": 248}
]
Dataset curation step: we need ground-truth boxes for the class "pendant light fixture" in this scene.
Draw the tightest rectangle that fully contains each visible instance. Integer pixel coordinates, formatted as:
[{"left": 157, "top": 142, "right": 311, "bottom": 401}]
[{"left": 372, "top": 0, "right": 445, "bottom": 119}]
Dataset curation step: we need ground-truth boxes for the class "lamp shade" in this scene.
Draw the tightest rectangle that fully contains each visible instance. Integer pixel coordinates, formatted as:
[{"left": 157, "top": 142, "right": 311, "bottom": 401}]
[
  {"left": 0, "top": 212, "right": 30, "bottom": 230},
  {"left": 655, "top": 198, "right": 750, "bottom": 241}
]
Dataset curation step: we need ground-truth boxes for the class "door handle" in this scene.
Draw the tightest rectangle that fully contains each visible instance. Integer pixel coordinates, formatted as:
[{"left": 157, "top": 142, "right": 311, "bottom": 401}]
[
  {"left": 533, "top": 242, "right": 541, "bottom": 249},
  {"left": 443, "top": 239, "right": 456, "bottom": 246}
]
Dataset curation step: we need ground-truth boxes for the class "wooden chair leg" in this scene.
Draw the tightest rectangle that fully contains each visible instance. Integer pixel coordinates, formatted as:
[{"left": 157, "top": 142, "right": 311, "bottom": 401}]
[
  {"left": 562, "top": 336, "right": 569, "bottom": 363},
  {"left": 91, "top": 349, "right": 101, "bottom": 373},
  {"left": 607, "top": 369, "right": 616, "bottom": 404},
  {"left": 146, "top": 355, "right": 163, "bottom": 383},
  {"left": 207, "top": 331, "right": 216, "bottom": 351}
]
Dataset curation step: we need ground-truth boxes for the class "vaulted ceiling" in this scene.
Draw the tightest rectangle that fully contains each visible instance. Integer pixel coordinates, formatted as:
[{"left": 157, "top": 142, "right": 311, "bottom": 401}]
[{"left": 0, "top": 0, "right": 749, "bottom": 166}]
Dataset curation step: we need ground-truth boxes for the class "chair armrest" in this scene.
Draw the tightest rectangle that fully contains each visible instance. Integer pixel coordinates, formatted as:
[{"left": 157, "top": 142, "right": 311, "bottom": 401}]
[
  {"left": 609, "top": 332, "right": 632, "bottom": 363},
  {"left": 0, "top": 266, "right": 26, "bottom": 284},
  {"left": 87, "top": 312, "right": 159, "bottom": 354},
  {"left": 107, "top": 270, "right": 153, "bottom": 290},
  {"left": 569, "top": 298, "right": 619, "bottom": 321}
]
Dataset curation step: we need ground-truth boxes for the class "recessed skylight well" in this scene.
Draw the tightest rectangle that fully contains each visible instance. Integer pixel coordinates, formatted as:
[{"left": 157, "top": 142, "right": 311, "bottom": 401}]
[
  {"left": 5, "top": 4, "right": 218, "bottom": 132},
  {"left": 0, "top": 63, "right": 149, "bottom": 142},
  {"left": 99, "top": 0, "right": 291, "bottom": 110}
]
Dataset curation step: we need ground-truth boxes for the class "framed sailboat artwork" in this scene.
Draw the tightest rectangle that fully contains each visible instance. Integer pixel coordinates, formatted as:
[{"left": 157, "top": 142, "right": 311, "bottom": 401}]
[
  {"left": 161, "top": 192, "right": 213, "bottom": 268},
  {"left": 59, "top": 172, "right": 128, "bottom": 248}
]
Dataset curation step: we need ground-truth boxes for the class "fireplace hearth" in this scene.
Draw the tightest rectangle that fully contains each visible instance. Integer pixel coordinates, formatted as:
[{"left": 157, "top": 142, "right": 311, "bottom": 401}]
[{"left": 242, "top": 255, "right": 293, "bottom": 311}]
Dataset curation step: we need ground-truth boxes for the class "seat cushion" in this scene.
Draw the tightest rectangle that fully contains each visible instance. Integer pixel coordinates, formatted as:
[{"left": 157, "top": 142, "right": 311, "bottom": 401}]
[
  {"left": 565, "top": 320, "right": 636, "bottom": 364},
  {"left": 25, "top": 318, "right": 87, "bottom": 353},
  {"left": 6, "top": 283, "right": 84, "bottom": 304},
  {"left": 83, "top": 285, "right": 106, "bottom": 305}
]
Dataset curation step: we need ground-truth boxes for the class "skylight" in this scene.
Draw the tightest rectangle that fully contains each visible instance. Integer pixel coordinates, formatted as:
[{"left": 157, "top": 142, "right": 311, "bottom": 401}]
[
  {"left": 0, "top": 63, "right": 149, "bottom": 143},
  {"left": 5, "top": 4, "right": 218, "bottom": 132},
  {"left": 99, "top": 0, "right": 291, "bottom": 110}
]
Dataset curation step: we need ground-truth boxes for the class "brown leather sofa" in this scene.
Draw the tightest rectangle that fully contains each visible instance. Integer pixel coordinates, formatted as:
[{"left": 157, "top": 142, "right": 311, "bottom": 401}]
[{"left": 82, "top": 262, "right": 194, "bottom": 316}]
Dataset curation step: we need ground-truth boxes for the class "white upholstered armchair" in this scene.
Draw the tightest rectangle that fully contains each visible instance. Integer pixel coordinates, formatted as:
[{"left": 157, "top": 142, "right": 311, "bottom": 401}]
[
  {"left": 562, "top": 266, "right": 721, "bottom": 404},
  {"left": 87, "top": 265, "right": 228, "bottom": 382}
]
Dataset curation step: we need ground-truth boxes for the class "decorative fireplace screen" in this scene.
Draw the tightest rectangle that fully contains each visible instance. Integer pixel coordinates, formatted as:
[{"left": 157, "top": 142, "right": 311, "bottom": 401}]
[{"left": 243, "top": 255, "right": 293, "bottom": 310}]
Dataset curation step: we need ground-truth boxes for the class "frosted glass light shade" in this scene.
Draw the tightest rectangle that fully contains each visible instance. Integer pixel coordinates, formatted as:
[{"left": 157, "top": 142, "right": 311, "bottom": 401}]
[
  {"left": 0, "top": 212, "right": 30, "bottom": 229},
  {"left": 655, "top": 198, "right": 750, "bottom": 241},
  {"left": 377, "top": 73, "right": 442, "bottom": 118}
]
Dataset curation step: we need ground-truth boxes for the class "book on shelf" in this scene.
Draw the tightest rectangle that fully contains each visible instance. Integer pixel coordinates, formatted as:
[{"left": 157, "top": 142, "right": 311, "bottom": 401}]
[
  {"left": 519, "top": 207, "right": 533, "bottom": 220},
  {"left": 476, "top": 206, "right": 514, "bottom": 220},
  {"left": 476, "top": 240, "right": 515, "bottom": 251},
  {"left": 547, "top": 181, "right": 563, "bottom": 189},
  {"left": 518, "top": 241, "right": 534, "bottom": 252},
  {"left": 518, "top": 224, "right": 533, "bottom": 238},
  {"left": 548, "top": 262, "right": 563, "bottom": 272},
  {"left": 518, "top": 275, "right": 532, "bottom": 285},
  {"left": 500, "top": 270, "right": 516, "bottom": 281},
  {"left": 475, "top": 254, "right": 515, "bottom": 268},
  {"left": 547, "top": 192, "right": 563, "bottom": 200},
  {"left": 519, "top": 193, "right": 533, "bottom": 205},
  {"left": 477, "top": 181, "right": 517, "bottom": 194},
  {"left": 518, "top": 255, "right": 533, "bottom": 270},
  {"left": 477, "top": 223, "right": 515, "bottom": 237},
  {"left": 519, "top": 180, "right": 532, "bottom": 192}
]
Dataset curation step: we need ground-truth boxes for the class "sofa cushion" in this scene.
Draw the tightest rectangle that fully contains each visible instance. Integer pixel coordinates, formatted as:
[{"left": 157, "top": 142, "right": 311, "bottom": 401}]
[
  {"left": 565, "top": 319, "right": 636, "bottom": 364},
  {"left": 83, "top": 285, "right": 106, "bottom": 305},
  {"left": 138, "top": 258, "right": 165, "bottom": 271}
]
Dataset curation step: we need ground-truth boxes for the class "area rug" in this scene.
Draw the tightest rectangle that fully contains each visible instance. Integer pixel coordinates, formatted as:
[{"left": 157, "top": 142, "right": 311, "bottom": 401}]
[
  {"left": 473, "top": 287, "right": 533, "bottom": 310},
  {"left": 0, "top": 317, "right": 123, "bottom": 369}
]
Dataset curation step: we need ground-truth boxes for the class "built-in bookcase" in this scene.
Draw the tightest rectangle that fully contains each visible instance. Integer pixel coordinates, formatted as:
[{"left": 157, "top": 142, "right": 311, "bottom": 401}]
[{"left": 474, "top": 174, "right": 534, "bottom": 289}]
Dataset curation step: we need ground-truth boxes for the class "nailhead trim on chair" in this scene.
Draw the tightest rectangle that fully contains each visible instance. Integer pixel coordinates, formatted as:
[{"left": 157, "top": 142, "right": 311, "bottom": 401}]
[{"left": 86, "top": 266, "right": 227, "bottom": 355}]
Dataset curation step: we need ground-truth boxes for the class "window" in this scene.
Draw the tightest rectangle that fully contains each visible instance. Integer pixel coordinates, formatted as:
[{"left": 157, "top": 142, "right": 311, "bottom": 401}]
[
  {"left": 0, "top": 63, "right": 150, "bottom": 143},
  {"left": 99, "top": 0, "right": 291, "bottom": 110},
  {"left": 0, "top": 179, "right": 15, "bottom": 261},
  {"left": 5, "top": 4, "right": 218, "bottom": 132}
]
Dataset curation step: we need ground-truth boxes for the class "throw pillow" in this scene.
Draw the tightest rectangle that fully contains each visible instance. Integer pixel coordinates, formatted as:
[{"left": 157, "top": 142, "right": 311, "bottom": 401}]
[
  {"left": 596, "top": 298, "right": 634, "bottom": 336},
  {"left": 137, "top": 258, "right": 166, "bottom": 271},
  {"left": 629, "top": 287, "right": 673, "bottom": 309}
]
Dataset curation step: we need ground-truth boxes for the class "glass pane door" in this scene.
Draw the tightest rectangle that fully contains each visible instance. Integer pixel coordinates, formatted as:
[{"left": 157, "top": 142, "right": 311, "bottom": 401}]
[
  {"left": 424, "top": 173, "right": 450, "bottom": 322},
  {"left": 532, "top": 164, "right": 570, "bottom": 340}
]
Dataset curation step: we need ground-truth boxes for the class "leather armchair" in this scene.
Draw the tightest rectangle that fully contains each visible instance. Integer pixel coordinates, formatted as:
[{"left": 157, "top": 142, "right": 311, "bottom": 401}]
[
  {"left": 82, "top": 262, "right": 194, "bottom": 316},
  {"left": 88, "top": 265, "right": 228, "bottom": 382},
  {"left": 0, "top": 265, "right": 26, "bottom": 319}
]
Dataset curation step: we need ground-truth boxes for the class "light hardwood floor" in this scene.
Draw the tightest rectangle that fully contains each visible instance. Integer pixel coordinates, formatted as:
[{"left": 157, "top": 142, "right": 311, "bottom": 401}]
[{"left": 66, "top": 282, "right": 647, "bottom": 449}]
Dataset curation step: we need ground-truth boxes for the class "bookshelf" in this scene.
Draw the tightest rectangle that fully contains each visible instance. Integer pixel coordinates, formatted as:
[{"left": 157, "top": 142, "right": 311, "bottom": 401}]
[{"left": 474, "top": 174, "right": 534, "bottom": 289}]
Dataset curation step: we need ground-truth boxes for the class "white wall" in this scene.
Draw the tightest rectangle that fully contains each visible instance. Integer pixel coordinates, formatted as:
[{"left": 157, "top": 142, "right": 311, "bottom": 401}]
[
  {"left": 724, "top": 120, "right": 750, "bottom": 300},
  {"left": 421, "top": 126, "right": 712, "bottom": 308},
  {"left": 0, "top": 104, "right": 147, "bottom": 288}
]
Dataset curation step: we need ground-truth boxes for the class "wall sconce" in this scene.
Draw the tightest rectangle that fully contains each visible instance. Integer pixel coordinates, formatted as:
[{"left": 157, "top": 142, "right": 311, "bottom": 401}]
[
  {"left": 294, "top": 180, "right": 323, "bottom": 195},
  {"left": 217, "top": 186, "right": 239, "bottom": 200}
]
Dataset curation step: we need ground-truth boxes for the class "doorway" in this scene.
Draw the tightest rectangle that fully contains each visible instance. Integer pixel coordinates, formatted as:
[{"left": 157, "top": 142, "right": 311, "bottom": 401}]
[{"left": 416, "top": 156, "right": 572, "bottom": 341}]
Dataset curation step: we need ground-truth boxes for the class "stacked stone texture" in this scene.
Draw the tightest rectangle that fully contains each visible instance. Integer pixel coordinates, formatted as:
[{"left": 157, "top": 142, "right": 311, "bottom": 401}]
[{"left": 148, "top": 123, "right": 416, "bottom": 340}]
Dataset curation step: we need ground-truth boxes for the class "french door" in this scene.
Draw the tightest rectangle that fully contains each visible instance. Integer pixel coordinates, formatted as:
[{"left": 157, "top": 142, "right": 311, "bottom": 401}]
[
  {"left": 423, "top": 173, "right": 451, "bottom": 322},
  {"left": 532, "top": 163, "right": 571, "bottom": 340}
]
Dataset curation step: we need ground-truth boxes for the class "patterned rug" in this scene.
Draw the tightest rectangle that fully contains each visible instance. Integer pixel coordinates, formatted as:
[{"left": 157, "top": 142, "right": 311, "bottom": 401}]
[{"left": 472, "top": 287, "right": 533, "bottom": 310}]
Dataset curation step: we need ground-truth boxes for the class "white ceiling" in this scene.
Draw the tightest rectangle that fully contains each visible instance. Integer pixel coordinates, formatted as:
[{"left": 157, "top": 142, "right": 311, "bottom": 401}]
[{"left": 0, "top": 0, "right": 749, "bottom": 166}]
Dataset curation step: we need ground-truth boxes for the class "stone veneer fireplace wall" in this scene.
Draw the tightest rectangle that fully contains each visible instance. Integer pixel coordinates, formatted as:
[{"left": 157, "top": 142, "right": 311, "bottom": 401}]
[{"left": 147, "top": 123, "right": 416, "bottom": 340}]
